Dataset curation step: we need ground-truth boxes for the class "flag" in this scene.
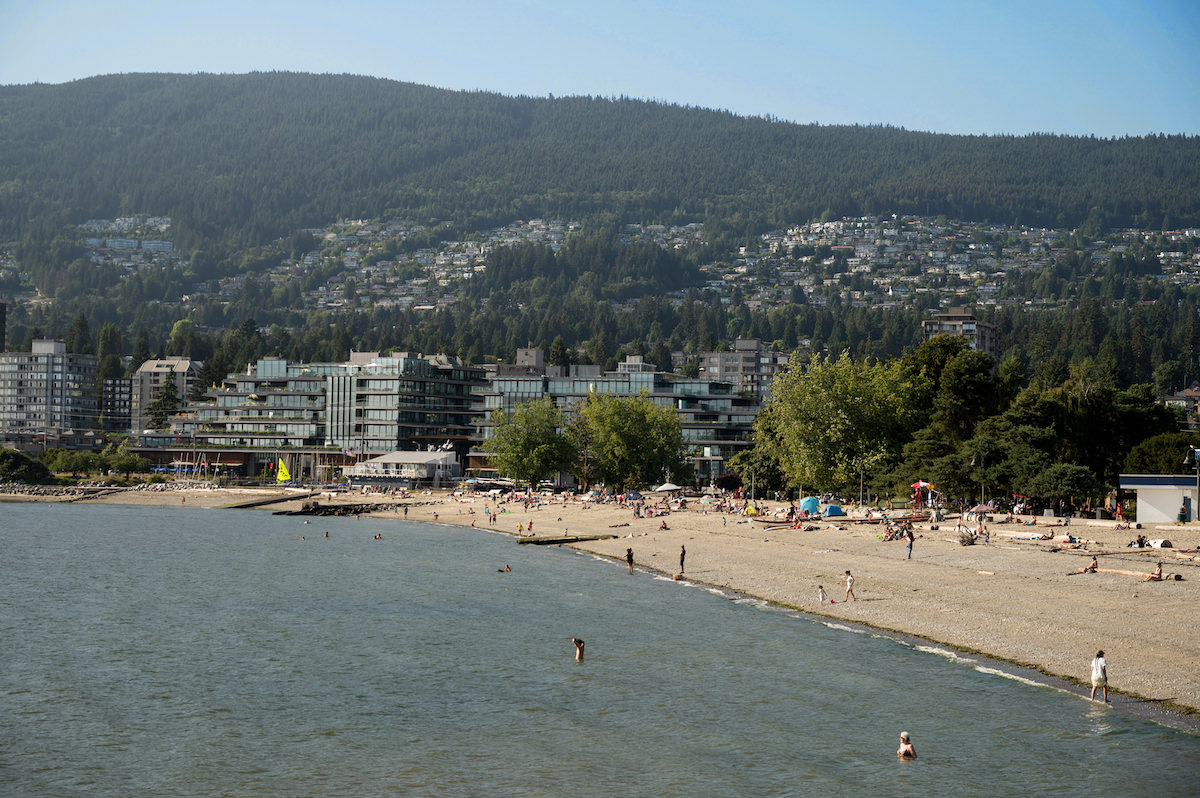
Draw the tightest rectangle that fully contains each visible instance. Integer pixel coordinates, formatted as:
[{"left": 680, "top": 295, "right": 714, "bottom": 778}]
[{"left": 277, "top": 459, "right": 291, "bottom": 483}]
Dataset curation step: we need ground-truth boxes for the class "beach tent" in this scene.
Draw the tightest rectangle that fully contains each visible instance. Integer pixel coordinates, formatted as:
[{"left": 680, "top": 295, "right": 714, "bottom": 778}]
[
  {"left": 626, "top": 490, "right": 644, "bottom": 500},
  {"left": 656, "top": 482, "right": 681, "bottom": 492},
  {"left": 822, "top": 504, "right": 845, "bottom": 517},
  {"left": 800, "top": 496, "right": 820, "bottom": 514}
]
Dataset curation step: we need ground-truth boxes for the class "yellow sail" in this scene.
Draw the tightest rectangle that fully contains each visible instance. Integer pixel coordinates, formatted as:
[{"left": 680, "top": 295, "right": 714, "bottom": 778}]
[{"left": 277, "top": 458, "right": 291, "bottom": 483}]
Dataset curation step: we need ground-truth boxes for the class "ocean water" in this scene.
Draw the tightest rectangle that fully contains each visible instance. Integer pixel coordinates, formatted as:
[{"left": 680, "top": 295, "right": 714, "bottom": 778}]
[{"left": 2, "top": 502, "right": 1197, "bottom": 797}]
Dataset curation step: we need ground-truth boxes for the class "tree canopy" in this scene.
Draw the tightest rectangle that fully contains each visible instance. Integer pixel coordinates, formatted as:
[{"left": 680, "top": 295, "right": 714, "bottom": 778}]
[
  {"left": 741, "top": 339, "right": 1180, "bottom": 507},
  {"left": 483, "top": 397, "right": 574, "bottom": 489},
  {"left": 568, "top": 393, "right": 690, "bottom": 493}
]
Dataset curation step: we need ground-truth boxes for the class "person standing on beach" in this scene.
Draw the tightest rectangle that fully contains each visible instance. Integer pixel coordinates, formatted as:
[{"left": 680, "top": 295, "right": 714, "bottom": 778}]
[
  {"left": 905, "top": 526, "right": 915, "bottom": 559},
  {"left": 680, "top": 545, "right": 686, "bottom": 573},
  {"left": 626, "top": 547, "right": 634, "bottom": 574},
  {"left": 1090, "top": 650, "right": 1108, "bottom": 702},
  {"left": 818, "top": 585, "right": 827, "bottom": 604},
  {"left": 844, "top": 570, "right": 856, "bottom": 601}
]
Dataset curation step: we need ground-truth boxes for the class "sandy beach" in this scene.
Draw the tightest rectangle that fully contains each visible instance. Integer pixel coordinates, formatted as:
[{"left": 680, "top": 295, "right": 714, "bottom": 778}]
[{"left": 14, "top": 483, "right": 1200, "bottom": 723}]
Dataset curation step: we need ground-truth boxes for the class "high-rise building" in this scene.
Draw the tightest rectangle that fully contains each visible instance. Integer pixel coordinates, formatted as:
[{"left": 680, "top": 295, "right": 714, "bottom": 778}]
[
  {"left": 697, "top": 338, "right": 790, "bottom": 400},
  {"left": 325, "top": 352, "right": 485, "bottom": 456},
  {"left": 0, "top": 339, "right": 99, "bottom": 443}
]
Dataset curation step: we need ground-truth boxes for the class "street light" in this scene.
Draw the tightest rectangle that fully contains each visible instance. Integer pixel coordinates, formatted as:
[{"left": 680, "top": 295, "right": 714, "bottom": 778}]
[{"left": 1186, "top": 446, "right": 1200, "bottom": 522}]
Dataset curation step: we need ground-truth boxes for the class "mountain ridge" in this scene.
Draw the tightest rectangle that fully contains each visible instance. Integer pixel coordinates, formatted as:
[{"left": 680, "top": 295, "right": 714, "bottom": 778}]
[{"left": 2, "top": 71, "right": 1197, "bottom": 258}]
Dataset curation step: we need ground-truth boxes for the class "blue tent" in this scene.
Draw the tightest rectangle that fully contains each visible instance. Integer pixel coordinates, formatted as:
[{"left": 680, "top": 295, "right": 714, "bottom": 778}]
[
  {"left": 800, "top": 496, "right": 820, "bottom": 514},
  {"left": 821, "top": 504, "right": 845, "bottom": 517}
]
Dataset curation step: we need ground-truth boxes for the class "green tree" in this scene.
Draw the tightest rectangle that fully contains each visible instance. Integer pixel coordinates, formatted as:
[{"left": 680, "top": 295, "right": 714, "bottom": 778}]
[
  {"left": 1028, "top": 463, "right": 1103, "bottom": 507},
  {"left": 130, "top": 328, "right": 151, "bottom": 375},
  {"left": 483, "top": 397, "right": 574, "bottom": 489},
  {"left": 1124, "top": 432, "right": 1200, "bottom": 475},
  {"left": 765, "top": 350, "right": 918, "bottom": 494},
  {"left": 105, "top": 449, "right": 152, "bottom": 479},
  {"left": 65, "top": 312, "right": 94, "bottom": 354},
  {"left": 568, "top": 393, "right": 689, "bottom": 492},
  {"left": 0, "top": 448, "right": 53, "bottom": 483},
  {"left": 146, "top": 368, "right": 180, "bottom": 429}
]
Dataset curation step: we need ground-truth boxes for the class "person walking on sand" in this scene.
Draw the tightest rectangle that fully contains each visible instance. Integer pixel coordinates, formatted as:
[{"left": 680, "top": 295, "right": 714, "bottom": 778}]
[
  {"left": 626, "top": 547, "right": 634, "bottom": 574},
  {"left": 818, "top": 585, "right": 827, "bottom": 604},
  {"left": 1090, "top": 650, "right": 1108, "bottom": 702},
  {"left": 844, "top": 570, "right": 856, "bottom": 601},
  {"left": 680, "top": 544, "right": 686, "bottom": 573},
  {"left": 897, "top": 731, "right": 916, "bottom": 759}
]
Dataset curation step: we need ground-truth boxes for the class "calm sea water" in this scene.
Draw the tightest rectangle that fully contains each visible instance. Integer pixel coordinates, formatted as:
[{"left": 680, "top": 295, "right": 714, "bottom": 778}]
[{"left": 2, "top": 503, "right": 1197, "bottom": 797}]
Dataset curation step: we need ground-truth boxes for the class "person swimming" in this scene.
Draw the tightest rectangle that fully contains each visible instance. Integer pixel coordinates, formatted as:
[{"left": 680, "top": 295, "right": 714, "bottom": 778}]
[
  {"left": 572, "top": 638, "right": 585, "bottom": 661},
  {"left": 897, "top": 731, "right": 916, "bottom": 759}
]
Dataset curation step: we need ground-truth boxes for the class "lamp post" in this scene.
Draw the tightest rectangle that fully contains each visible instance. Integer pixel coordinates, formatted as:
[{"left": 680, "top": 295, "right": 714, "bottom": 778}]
[{"left": 1188, "top": 446, "right": 1200, "bottom": 522}]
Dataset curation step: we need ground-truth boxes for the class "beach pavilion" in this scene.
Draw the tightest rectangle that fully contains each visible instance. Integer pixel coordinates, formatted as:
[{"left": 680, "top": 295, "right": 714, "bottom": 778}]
[{"left": 1118, "top": 473, "right": 1199, "bottom": 523}]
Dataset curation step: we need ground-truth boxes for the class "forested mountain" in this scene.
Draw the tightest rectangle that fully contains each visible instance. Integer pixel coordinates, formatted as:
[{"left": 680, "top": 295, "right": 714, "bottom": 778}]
[{"left": 2, "top": 71, "right": 1197, "bottom": 266}]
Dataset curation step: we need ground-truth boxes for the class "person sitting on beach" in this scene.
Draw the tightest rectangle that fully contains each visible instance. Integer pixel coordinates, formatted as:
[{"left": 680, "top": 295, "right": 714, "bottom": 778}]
[
  {"left": 1070, "top": 556, "right": 1098, "bottom": 575},
  {"left": 897, "top": 731, "right": 916, "bottom": 759},
  {"left": 659, "top": 520, "right": 669, "bottom": 530},
  {"left": 1143, "top": 562, "right": 1163, "bottom": 582}
]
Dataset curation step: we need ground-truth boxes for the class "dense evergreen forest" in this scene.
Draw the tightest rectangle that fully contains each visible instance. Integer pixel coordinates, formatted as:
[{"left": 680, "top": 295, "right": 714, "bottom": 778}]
[{"left": 2, "top": 71, "right": 1198, "bottom": 260}]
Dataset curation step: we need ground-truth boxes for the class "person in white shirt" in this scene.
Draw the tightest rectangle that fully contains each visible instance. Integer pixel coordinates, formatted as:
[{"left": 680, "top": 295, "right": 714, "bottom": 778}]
[{"left": 1090, "top": 650, "right": 1108, "bottom": 702}]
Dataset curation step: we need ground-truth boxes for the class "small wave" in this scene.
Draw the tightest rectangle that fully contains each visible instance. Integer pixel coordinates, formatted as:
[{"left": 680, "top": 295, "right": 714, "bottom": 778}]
[
  {"left": 821, "top": 622, "right": 868, "bottom": 635},
  {"left": 973, "top": 665, "right": 1053, "bottom": 689},
  {"left": 914, "top": 645, "right": 976, "bottom": 664}
]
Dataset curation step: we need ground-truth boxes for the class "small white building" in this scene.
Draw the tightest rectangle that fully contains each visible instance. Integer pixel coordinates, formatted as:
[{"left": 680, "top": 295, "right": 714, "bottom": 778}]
[
  {"left": 1118, "top": 474, "right": 1198, "bottom": 523},
  {"left": 343, "top": 450, "right": 459, "bottom": 488}
]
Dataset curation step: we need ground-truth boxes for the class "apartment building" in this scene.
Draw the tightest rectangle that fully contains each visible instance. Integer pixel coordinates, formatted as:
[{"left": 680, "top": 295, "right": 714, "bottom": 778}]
[
  {"left": 0, "top": 339, "right": 98, "bottom": 441},
  {"left": 697, "top": 338, "right": 790, "bottom": 400},
  {"left": 921, "top": 307, "right": 999, "bottom": 361}
]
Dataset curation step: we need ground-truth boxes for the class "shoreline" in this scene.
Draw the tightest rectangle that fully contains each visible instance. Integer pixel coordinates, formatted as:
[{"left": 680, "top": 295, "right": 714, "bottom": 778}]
[{"left": 12, "top": 482, "right": 1200, "bottom": 733}]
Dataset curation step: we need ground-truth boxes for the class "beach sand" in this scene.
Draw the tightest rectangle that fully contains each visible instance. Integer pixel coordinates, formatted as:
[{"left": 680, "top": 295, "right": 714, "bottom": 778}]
[{"left": 16, "top": 484, "right": 1200, "bottom": 720}]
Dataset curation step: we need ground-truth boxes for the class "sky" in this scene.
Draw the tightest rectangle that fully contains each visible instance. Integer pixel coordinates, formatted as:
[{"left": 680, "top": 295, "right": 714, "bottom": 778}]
[{"left": 1, "top": 0, "right": 1197, "bottom": 137}]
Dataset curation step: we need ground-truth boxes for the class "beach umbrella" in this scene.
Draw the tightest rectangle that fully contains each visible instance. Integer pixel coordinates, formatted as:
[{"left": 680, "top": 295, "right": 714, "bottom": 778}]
[
  {"left": 911, "top": 480, "right": 933, "bottom": 489},
  {"left": 967, "top": 503, "right": 993, "bottom": 513},
  {"left": 700, "top": 496, "right": 716, "bottom": 504},
  {"left": 656, "top": 482, "right": 681, "bottom": 492}
]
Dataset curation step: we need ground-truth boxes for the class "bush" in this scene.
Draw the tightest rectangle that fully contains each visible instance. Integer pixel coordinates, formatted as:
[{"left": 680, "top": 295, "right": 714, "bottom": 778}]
[{"left": 0, "top": 448, "right": 54, "bottom": 484}]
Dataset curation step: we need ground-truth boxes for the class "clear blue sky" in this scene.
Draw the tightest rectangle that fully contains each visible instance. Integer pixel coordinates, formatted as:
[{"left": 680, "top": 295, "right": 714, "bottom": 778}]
[{"left": 2, "top": 0, "right": 1196, "bottom": 137}]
